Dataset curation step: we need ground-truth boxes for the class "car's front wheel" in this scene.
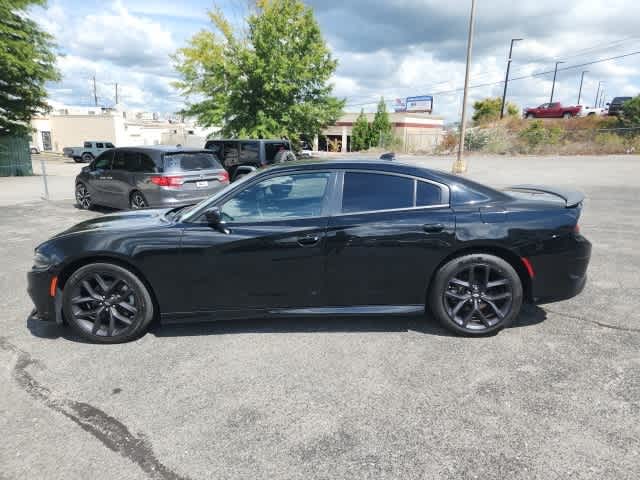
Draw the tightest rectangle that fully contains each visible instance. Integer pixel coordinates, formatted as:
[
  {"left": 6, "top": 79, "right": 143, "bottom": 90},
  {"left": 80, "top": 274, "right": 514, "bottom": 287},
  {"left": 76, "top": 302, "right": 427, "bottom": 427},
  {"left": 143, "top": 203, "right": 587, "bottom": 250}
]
[
  {"left": 62, "top": 263, "right": 155, "bottom": 343},
  {"left": 526, "top": 113, "right": 534, "bottom": 119},
  {"left": 75, "top": 182, "right": 93, "bottom": 210},
  {"left": 429, "top": 254, "right": 523, "bottom": 336}
]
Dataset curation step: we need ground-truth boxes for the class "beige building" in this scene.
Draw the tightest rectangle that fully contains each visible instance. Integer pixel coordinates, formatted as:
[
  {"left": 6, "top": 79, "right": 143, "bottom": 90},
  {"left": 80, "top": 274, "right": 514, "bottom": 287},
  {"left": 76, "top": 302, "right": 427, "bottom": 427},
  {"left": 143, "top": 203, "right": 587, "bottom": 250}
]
[
  {"left": 30, "top": 106, "right": 214, "bottom": 153},
  {"left": 320, "top": 112, "right": 444, "bottom": 153}
]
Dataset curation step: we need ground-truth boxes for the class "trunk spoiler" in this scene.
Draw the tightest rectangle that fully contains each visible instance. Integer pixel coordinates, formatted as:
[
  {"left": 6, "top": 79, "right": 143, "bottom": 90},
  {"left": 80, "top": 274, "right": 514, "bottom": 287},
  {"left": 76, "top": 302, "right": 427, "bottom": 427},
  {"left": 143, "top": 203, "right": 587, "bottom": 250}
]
[{"left": 506, "top": 185, "right": 585, "bottom": 208}]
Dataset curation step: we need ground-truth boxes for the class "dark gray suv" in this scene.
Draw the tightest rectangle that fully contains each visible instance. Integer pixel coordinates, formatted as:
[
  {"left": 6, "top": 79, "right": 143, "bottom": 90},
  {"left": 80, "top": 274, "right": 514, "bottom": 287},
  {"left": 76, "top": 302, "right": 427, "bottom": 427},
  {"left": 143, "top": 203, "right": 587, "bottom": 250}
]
[{"left": 75, "top": 146, "right": 229, "bottom": 210}]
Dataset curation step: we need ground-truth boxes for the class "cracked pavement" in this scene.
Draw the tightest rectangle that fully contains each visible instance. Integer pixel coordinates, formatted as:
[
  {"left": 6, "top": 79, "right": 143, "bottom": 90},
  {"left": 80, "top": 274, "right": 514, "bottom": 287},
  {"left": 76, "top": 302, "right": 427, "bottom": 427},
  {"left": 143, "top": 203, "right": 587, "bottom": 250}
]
[{"left": 1, "top": 155, "right": 639, "bottom": 479}]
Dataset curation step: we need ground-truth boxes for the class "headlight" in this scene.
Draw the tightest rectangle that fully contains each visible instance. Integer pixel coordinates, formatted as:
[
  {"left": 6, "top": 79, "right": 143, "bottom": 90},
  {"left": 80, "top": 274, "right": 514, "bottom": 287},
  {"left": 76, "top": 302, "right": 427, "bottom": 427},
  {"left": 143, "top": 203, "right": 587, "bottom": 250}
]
[{"left": 33, "top": 251, "right": 53, "bottom": 270}]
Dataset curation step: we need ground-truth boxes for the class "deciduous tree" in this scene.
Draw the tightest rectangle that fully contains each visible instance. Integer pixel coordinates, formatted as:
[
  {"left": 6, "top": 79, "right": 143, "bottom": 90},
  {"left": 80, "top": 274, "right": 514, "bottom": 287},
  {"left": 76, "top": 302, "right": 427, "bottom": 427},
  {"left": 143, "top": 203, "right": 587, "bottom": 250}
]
[
  {"left": 472, "top": 97, "right": 518, "bottom": 125},
  {"left": 370, "top": 98, "right": 392, "bottom": 147},
  {"left": 173, "top": 0, "right": 344, "bottom": 143},
  {"left": 0, "top": 0, "right": 59, "bottom": 136}
]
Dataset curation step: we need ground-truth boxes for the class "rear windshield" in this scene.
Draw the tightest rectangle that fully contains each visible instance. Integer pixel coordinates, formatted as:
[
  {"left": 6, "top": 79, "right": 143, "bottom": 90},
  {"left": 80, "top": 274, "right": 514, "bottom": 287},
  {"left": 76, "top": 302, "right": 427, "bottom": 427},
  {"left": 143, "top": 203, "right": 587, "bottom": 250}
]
[{"left": 163, "top": 152, "right": 222, "bottom": 172}]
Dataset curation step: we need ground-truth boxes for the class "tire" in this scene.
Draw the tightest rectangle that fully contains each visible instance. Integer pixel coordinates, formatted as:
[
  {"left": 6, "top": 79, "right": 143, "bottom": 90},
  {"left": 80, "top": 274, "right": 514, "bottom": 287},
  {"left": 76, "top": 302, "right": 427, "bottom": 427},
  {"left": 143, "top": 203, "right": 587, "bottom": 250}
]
[
  {"left": 81, "top": 153, "right": 94, "bottom": 163},
  {"left": 75, "top": 182, "right": 93, "bottom": 210},
  {"left": 130, "top": 191, "right": 148, "bottom": 209},
  {"left": 30, "top": 147, "right": 39, "bottom": 154},
  {"left": 63, "top": 262, "right": 155, "bottom": 344},
  {"left": 563, "top": 112, "right": 572, "bottom": 119},
  {"left": 526, "top": 113, "right": 534, "bottom": 119},
  {"left": 74, "top": 157, "right": 84, "bottom": 163},
  {"left": 429, "top": 253, "right": 523, "bottom": 336}
]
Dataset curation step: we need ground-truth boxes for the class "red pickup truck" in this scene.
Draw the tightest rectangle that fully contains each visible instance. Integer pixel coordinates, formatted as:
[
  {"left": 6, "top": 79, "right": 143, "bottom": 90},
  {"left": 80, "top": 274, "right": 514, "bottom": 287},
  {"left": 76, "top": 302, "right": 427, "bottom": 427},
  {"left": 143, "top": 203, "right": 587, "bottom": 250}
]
[{"left": 524, "top": 102, "right": 582, "bottom": 119}]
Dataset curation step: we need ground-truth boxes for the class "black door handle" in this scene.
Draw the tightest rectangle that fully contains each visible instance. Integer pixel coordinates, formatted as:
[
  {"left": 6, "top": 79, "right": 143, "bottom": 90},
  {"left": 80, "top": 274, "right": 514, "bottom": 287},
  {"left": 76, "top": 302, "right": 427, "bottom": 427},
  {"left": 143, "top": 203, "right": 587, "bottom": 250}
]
[
  {"left": 297, "top": 235, "right": 320, "bottom": 246},
  {"left": 423, "top": 223, "right": 444, "bottom": 233}
]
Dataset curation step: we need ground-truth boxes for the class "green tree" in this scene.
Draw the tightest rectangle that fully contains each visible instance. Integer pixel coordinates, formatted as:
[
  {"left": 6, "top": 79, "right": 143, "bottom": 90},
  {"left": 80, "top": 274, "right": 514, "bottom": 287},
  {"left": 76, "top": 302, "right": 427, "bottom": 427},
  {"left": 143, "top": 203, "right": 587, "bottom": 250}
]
[
  {"left": 351, "top": 109, "right": 370, "bottom": 151},
  {"left": 0, "top": 0, "right": 59, "bottom": 136},
  {"left": 173, "top": 0, "right": 344, "bottom": 143},
  {"left": 620, "top": 95, "right": 640, "bottom": 127},
  {"left": 472, "top": 97, "right": 518, "bottom": 125},
  {"left": 370, "top": 98, "right": 392, "bottom": 147}
]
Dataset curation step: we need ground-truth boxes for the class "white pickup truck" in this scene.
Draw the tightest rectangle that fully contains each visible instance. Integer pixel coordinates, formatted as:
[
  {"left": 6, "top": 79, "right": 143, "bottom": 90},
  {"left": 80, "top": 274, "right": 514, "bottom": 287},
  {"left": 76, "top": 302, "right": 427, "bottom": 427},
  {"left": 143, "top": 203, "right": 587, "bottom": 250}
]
[
  {"left": 63, "top": 141, "right": 115, "bottom": 163},
  {"left": 577, "top": 105, "right": 607, "bottom": 117}
]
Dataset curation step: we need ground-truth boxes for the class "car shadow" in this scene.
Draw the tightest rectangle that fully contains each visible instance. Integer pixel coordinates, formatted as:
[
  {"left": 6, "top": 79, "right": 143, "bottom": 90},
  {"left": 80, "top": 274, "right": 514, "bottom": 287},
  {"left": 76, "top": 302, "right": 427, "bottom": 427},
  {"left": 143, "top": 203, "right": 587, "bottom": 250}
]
[{"left": 26, "top": 305, "right": 547, "bottom": 342}]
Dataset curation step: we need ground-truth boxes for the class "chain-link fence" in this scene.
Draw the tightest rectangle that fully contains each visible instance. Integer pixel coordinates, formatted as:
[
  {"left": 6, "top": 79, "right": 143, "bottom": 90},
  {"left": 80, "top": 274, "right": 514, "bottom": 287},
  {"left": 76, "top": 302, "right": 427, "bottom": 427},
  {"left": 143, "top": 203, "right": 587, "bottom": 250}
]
[{"left": 0, "top": 135, "right": 33, "bottom": 176}]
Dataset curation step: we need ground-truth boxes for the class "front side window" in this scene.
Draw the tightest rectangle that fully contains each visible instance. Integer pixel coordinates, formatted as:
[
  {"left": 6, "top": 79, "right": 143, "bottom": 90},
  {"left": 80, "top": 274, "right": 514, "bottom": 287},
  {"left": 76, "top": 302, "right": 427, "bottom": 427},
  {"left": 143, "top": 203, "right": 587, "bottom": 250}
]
[
  {"left": 342, "top": 172, "right": 413, "bottom": 213},
  {"left": 93, "top": 150, "right": 113, "bottom": 170},
  {"left": 264, "top": 142, "right": 289, "bottom": 162},
  {"left": 220, "top": 172, "right": 331, "bottom": 222},
  {"left": 105, "top": 142, "right": 115, "bottom": 148}
]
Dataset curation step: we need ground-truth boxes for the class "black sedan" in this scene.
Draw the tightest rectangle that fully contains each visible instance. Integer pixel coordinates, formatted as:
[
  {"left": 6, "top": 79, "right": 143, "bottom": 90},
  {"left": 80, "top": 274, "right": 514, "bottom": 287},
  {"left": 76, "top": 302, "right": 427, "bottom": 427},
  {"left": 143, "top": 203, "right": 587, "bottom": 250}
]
[{"left": 28, "top": 160, "right": 591, "bottom": 343}]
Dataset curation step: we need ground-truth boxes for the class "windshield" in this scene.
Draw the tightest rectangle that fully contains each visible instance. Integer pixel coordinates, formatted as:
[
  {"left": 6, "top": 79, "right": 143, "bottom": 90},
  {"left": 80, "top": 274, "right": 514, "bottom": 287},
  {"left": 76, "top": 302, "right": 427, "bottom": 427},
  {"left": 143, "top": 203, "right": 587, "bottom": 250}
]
[{"left": 163, "top": 152, "right": 222, "bottom": 172}]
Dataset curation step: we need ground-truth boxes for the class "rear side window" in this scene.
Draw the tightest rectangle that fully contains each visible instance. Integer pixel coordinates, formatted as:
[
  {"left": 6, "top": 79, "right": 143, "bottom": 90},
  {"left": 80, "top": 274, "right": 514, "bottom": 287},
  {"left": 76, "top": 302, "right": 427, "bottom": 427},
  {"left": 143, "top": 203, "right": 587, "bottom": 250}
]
[
  {"left": 163, "top": 152, "right": 222, "bottom": 172},
  {"left": 264, "top": 142, "right": 289, "bottom": 162},
  {"left": 96, "top": 142, "right": 104, "bottom": 148},
  {"left": 137, "top": 153, "right": 156, "bottom": 173},
  {"left": 240, "top": 142, "right": 259, "bottom": 163},
  {"left": 342, "top": 172, "right": 413, "bottom": 213},
  {"left": 416, "top": 181, "right": 442, "bottom": 206},
  {"left": 222, "top": 142, "right": 239, "bottom": 167},
  {"left": 205, "top": 141, "right": 222, "bottom": 155}
]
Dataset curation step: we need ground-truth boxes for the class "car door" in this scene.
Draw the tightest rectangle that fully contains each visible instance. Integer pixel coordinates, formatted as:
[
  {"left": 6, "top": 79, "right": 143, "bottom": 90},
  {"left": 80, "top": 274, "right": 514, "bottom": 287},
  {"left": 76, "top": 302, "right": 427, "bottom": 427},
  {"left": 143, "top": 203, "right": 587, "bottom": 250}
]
[
  {"left": 177, "top": 170, "right": 337, "bottom": 315},
  {"left": 108, "top": 149, "right": 138, "bottom": 209},
  {"left": 325, "top": 170, "right": 455, "bottom": 308},
  {"left": 86, "top": 150, "right": 114, "bottom": 205}
]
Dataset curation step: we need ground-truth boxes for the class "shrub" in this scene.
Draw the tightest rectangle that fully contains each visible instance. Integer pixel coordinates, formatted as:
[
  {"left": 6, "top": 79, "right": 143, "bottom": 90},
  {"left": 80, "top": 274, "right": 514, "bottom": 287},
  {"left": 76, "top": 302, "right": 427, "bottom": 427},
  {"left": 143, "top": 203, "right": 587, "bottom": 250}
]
[
  {"left": 436, "top": 130, "right": 458, "bottom": 154},
  {"left": 464, "top": 129, "right": 490, "bottom": 151}
]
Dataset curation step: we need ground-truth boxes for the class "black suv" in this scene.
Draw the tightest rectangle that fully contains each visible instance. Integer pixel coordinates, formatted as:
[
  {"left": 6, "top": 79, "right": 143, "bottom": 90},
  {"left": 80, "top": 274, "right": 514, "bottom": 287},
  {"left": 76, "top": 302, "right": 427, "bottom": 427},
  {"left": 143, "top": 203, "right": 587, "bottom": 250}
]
[
  {"left": 204, "top": 139, "right": 296, "bottom": 181},
  {"left": 607, "top": 97, "right": 632, "bottom": 116}
]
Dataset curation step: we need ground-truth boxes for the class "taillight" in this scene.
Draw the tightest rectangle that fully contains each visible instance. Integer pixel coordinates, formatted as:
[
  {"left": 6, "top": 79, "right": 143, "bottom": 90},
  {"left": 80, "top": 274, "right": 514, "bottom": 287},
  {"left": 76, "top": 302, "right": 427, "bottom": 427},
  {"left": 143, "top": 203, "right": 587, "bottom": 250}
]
[
  {"left": 150, "top": 175, "right": 184, "bottom": 187},
  {"left": 217, "top": 171, "right": 229, "bottom": 182}
]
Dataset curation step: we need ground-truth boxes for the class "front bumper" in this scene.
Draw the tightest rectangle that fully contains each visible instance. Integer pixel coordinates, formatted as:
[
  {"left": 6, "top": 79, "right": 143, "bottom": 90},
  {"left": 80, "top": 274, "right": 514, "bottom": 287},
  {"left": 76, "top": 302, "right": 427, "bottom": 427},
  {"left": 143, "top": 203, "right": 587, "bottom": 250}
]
[
  {"left": 27, "top": 269, "right": 63, "bottom": 324},
  {"left": 529, "top": 235, "right": 592, "bottom": 304}
]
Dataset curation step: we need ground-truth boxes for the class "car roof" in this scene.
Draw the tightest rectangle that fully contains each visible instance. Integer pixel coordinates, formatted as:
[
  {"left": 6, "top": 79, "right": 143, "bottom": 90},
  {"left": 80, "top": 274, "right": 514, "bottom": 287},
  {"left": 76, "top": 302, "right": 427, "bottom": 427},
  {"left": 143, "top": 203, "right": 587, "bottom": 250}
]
[
  {"left": 263, "top": 159, "right": 507, "bottom": 201},
  {"left": 113, "top": 145, "right": 211, "bottom": 154}
]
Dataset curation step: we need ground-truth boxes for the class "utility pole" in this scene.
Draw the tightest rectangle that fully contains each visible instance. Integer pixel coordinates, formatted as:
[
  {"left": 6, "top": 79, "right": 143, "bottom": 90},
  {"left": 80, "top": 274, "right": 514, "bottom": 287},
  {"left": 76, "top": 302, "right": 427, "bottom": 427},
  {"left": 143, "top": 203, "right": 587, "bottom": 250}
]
[
  {"left": 115, "top": 82, "right": 119, "bottom": 105},
  {"left": 452, "top": 0, "right": 476, "bottom": 175},
  {"left": 599, "top": 89, "right": 606, "bottom": 108},
  {"left": 594, "top": 81, "right": 602, "bottom": 108},
  {"left": 500, "top": 38, "right": 523, "bottom": 119},
  {"left": 549, "top": 61, "right": 564, "bottom": 103},
  {"left": 577, "top": 70, "right": 588, "bottom": 105},
  {"left": 92, "top": 75, "right": 98, "bottom": 106}
]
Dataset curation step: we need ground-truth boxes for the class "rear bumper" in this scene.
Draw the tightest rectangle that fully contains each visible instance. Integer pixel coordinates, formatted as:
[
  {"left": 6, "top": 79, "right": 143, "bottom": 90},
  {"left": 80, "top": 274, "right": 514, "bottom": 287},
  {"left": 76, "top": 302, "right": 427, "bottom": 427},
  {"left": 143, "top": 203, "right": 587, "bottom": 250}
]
[
  {"left": 144, "top": 184, "right": 227, "bottom": 208},
  {"left": 529, "top": 235, "right": 592, "bottom": 304},
  {"left": 27, "top": 269, "right": 63, "bottom": 324}
]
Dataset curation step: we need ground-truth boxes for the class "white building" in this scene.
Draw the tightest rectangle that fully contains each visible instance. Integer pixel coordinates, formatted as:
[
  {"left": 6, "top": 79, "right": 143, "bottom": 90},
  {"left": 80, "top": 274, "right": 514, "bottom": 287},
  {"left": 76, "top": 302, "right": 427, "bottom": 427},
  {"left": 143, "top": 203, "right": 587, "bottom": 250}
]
[{"left": 30, "top": 105, "right": 216, "bottom": 153}]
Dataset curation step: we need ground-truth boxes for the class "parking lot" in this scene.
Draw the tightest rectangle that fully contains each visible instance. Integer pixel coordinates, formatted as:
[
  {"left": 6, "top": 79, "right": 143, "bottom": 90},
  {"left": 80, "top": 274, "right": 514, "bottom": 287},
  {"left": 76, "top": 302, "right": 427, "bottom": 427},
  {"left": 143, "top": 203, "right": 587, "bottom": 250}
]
[{"left": 1, "top": 154, "right": 639, "bottom": 479}]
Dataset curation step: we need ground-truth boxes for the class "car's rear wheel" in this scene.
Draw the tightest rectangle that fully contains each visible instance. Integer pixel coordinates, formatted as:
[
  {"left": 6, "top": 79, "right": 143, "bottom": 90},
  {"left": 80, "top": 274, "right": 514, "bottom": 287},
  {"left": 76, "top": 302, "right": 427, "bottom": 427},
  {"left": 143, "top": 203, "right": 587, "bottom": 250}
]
[
  {"left": 429, "top": 254, "right": 523, "bottom": 336},
  {"left": 563, "top": 112, "right": 572, "bottom": 119},
  {"left": 130, "top": 191, "right": 148, "bottom": 209},
  {"left": 82, "top": 153, "right": 94, "bottom": 163},
  {"left": 62, "top": 263, "right": 155, "bottom": 343},
  {"left": 526, "top": 113, "right": 534, "bottom": 119},
  {"left": 75, "top": 182, "right": 92, "bottom": 210}
]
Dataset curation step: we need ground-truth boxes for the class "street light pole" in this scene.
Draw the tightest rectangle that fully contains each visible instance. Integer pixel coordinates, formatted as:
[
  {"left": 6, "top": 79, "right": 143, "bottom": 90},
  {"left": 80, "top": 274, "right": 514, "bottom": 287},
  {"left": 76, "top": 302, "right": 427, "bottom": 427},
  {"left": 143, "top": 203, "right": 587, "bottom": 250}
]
[
  {"left": 577, "top": 70, "right": 588, "bottom": 105},
  {"left": 452, "top": 0, "right": 477, "bottom": 175},
  {"left": 549, "top": 61, "right": 565, "bottom": 103},
  {"left": 500, "top": 38, "right": 523, "bottom": 119}
]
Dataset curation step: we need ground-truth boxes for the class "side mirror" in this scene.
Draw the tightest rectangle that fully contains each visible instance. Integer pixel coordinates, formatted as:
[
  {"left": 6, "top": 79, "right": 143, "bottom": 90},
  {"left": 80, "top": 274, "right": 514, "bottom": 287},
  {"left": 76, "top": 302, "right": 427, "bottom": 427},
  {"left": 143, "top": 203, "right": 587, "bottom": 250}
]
[
  {"left": 606, "top": 102, "right": 610, "bottom": 106},
  {"left": 379, "top": 152, "right": 395, "bottom": 161},
  {"left": 205, "top": 207, "right": 229, "bottom": 234}
]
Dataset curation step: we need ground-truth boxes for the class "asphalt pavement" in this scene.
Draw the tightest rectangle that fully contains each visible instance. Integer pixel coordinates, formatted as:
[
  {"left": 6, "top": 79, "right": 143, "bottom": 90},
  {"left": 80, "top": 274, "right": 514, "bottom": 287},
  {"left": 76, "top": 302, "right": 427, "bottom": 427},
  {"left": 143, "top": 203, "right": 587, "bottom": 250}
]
[{"left": 1, "top": 154, "right": 639, "bottom": 479}]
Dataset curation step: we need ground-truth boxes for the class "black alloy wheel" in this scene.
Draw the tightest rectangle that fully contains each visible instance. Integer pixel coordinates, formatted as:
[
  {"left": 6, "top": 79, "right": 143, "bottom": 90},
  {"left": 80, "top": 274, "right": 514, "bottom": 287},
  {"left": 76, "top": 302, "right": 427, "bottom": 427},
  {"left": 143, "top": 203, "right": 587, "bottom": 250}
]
[
  {"left": 63, "top": 263, "right": 154, "bottom": 343},
  {"left": 430, "top": 254, "right": 523, "bottom": 335},
  {"left": 130, "top": 191, "right": 148, "bottom": 209},
  {"left": 75, "top": 183, "right": 92, "bottom": 210}
]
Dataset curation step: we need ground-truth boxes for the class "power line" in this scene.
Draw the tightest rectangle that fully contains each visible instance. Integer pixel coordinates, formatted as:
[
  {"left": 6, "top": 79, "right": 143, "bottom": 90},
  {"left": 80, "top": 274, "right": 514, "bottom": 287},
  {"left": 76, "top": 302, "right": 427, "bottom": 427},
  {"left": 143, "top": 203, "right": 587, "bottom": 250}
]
[
  {"left": 344, "top": 49, "right": 640, "bottom": 107},
  {"left": 342, "top": 36, "right": 640, "bottom": 107}
]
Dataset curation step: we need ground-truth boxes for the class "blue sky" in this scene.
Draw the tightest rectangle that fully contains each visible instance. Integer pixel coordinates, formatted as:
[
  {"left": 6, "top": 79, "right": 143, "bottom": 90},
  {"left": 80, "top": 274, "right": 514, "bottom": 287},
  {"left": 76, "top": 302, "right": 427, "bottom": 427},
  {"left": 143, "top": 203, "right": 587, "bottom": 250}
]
[{"left": 32, "top": 0, "right": 640, "bottom": 121}]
